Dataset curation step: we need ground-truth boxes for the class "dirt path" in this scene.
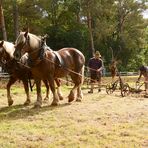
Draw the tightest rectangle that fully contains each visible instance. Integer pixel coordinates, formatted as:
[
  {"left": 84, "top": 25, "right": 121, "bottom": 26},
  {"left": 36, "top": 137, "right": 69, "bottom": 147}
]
[{"left": 0, "top": 85, "right": 147, "bottom": 147}]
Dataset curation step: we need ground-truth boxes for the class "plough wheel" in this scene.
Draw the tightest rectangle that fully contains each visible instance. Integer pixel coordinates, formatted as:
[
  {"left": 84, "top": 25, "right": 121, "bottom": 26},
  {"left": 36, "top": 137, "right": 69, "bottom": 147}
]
[
  {"left": 121, "top": 83, "right": 130, "bottom": 97},
  {"left": 106, "top": 83, "right": 114, "bottom": 94}
]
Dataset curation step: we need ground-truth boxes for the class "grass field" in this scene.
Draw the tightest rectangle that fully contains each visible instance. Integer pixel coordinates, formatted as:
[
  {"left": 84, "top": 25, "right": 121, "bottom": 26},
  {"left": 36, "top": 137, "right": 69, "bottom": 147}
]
[{"left": 0, "top": 76, "right": 147, "bottom": 148}]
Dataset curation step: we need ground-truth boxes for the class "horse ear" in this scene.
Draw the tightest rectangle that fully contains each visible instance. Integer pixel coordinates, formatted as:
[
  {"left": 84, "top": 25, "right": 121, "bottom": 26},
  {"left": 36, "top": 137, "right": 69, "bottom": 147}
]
[
  {"left": 24, "top": 31, "right": 28, "bottom": 38},
  {"left": 0, "top": 40, "right": 4, "bottom": 47}
]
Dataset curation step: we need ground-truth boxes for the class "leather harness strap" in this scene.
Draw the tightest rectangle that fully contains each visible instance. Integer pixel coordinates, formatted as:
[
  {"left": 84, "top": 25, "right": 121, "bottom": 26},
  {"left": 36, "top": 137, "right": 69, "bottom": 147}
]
[{"left": 53, "top": 51, "right": 64, "bottom": 68}]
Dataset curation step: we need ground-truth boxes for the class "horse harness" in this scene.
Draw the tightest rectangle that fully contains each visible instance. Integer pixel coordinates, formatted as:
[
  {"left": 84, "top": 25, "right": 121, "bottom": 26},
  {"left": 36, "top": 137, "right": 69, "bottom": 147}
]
[{"left": 27, "top": 44, "right": 64, "bottom": 69}]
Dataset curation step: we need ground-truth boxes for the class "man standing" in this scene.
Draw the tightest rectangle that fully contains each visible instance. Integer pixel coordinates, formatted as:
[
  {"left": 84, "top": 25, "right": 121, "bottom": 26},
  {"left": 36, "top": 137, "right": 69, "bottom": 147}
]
[
  {"left": 88, "top": 51, "right": 103, "bottom": 93},
  {"left": 137, "top": 65, "right": 148, "bottom": 96}
]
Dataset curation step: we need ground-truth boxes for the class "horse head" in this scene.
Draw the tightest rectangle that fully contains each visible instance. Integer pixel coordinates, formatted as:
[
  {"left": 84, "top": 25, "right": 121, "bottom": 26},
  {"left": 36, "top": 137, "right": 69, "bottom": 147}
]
[
  {"left": 0, "top": 40, "right": 4, "bottom": 55},
  {"left": 0, "top": 40, "right": 15, "bottom": 64},
  {"left": 14, "top": 31, "right": 42, "bottom": 61}
]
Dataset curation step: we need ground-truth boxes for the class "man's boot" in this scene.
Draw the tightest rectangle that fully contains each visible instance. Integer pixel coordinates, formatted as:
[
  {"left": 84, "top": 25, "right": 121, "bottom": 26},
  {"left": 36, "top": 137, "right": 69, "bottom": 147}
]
[
  {"left": 88, "top": 89, "right": 93, "bottom": 93},
  {"left": 98, "top": 82, "right": 101, "bottom": 92},
  {"left": 88, "top": 84, "right": 94, "bottom": 93},
  {"left": 144, "top": 82, "right": 148, "bottom": 98}
]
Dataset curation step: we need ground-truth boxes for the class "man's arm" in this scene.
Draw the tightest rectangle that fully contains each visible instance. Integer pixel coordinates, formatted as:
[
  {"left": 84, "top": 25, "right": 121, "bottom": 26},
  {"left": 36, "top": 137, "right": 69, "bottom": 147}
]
[
  {"left": 137, "top": 71, "right": 142, "bottom": 82},
  {"left": 97, "top": 59, "right": 103, "bottom": 72}
]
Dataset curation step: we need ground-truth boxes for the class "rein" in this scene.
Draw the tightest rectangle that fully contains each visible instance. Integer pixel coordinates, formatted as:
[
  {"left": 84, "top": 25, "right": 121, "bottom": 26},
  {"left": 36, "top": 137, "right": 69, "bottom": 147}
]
[
  {"left": 17, "top": 57, "right": 104, "bottom": 84},
  {"left": 17, "top": 50, "right": 83, "bottom": 77},
  {"left": 18, "top": 35, "right": 62, "bottom": 68},
  {"left": 16, "top": 34, "right": 101, "bottom": 79},
  {"left": 15, "top": 43, "right": 99, "bottom": 85}
]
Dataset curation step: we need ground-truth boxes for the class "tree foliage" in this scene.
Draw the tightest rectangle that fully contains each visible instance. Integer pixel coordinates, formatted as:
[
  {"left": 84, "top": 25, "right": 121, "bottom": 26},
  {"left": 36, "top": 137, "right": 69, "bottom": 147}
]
[{"left": 0, "top": 0, "right": 147, "bottom": 71}]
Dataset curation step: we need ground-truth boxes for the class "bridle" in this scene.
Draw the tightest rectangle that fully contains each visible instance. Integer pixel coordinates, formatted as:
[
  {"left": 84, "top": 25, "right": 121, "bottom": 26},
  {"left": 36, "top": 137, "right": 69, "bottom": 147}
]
[
  {"left": 15, "top": 34, "right": 42, "bottom": 62},
  {"left": 17, "top": 34, "right": 49, "bottom": 67},
  {"left": 17, "top": 35, "right": 31, "bottom": 53}
]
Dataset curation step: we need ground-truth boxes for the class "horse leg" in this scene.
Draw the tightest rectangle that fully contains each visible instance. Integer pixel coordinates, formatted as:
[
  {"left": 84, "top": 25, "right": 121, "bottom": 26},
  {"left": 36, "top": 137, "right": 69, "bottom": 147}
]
[
  {"left": 34, "top": 79, "right": 42, "bottom": 108},
  {"left": 76, "top": 67, "right": 84, "bottom": 101},
  {"left": 68, "top": 73, "right": 80, "bottom": 102},
  {"left": 43, "top": 79, "right": 50, "bottom": 101},
  {"left": 22, "top": 79, "right": 31, "bottom": 106},
  {"left": 76, "top": 85, "right": 83, "bottom": 102},
  {"left": 57, "top": 87, "right": 63, "bottom": 100},
  {"left": 55, "top": 78, "right": 63, "bottom": 100},
  {"left": 69, "top": 66, "right": 84, "bottom": 102},
  {"left": 68, "top": 83, "right": 78, "bottom": 102},
  {"left": 97, "top": 73, "right": 101, "bottom": 92},
  {"left": 7, "top": 77, "right": 18, "bottom": 106},
  {"left": 49, "top": 78, "right": 59, "bottom": 106}
]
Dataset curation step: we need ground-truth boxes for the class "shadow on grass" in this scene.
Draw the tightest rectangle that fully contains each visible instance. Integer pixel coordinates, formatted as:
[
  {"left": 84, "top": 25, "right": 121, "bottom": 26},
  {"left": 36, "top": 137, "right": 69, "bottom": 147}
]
[{"left": 0, "top": 102, "right": 71, "bottom": 121}]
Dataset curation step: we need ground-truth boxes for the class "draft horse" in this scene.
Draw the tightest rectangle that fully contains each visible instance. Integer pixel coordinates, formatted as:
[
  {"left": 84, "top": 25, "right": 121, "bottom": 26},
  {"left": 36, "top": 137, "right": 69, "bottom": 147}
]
[
  {"left": 14, "top": 31, "right": 85, "bottom": 107},
  {"left": 0, "top": 40, "right": 51, "bottom": 106}
]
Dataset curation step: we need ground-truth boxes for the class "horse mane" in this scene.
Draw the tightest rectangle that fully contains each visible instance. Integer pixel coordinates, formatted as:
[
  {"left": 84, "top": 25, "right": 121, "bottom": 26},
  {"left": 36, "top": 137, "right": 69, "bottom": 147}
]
[
  {"left": 16, "top": 32, "right": 41, "bottom": 45},
  {"left": 28, "top": 32, "right": 41, "bottom": 41}
]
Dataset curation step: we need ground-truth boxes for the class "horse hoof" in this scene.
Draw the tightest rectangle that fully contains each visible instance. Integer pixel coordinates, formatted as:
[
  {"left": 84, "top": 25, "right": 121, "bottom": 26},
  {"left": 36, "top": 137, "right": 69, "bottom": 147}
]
[
  {"left": 76, "top": 99, "right": 82, "bottom": 102},
  {"left": 59, "top": 96, "right": 64, "bottom": 100},
  {"left": 68, "top": 93, "right": 75, "bottom": 102},
  {"left": 68, "top": 97, "right": 74, "bottom": 102},
  {"left": 34, "top": 102, "right": 42, "bottom": 108},
  {"left": 24, "top": 101, "right": 31, "bottom": 106},
  {"left": 44, "top": 97, "right": 49, "bottom": 101},
  {"left": 51, "top": 101, "right": 59, "bottom": 106},
  {"left": 8, "top": 100, "right": 13, "bottom": 106},
  {"left": 43, "top": 97, "right": 49, "bottom": 103},
  {"left": 33, "top": 104, "right": 42, "bottom": 109}
]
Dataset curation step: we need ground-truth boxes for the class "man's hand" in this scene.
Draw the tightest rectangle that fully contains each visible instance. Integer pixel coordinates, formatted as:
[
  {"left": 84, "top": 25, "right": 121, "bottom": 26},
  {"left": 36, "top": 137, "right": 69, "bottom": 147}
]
[{"left": 97, "top": 69, "right": 100, "bottom": 72}]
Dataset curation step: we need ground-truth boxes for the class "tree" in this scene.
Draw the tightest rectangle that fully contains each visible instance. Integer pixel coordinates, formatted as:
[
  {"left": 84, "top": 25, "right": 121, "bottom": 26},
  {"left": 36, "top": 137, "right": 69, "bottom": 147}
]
[
  {"left": 0, "top": 0, "right": 7, "bottom": 40},
  {"left": 0, "top": 0, "right": 147, "bottom": 71},
  {"left": 113, "top": 0, "right": 147, "bottom": 70},
  {"left": 13, "top": 0, "right": 19, "bottom": 39},
  {"left": 81, "top": 0, "right": 99, "bottom": 56}
]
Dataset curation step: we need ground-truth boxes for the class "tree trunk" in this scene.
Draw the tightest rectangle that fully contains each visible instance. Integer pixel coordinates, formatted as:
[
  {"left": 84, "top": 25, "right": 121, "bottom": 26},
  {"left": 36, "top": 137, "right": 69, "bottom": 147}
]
[
  {"left": 87, "top": 10, "right": 95, "bottom": 56},
  {"left": 0, "top": 0, "right": 7, "bottom": 40},
  {"left": 13, "top": 0, "right": 19, "bottom": 39},
  {"left": 51, "top": 0, "right": 57, "bottom": 26}
]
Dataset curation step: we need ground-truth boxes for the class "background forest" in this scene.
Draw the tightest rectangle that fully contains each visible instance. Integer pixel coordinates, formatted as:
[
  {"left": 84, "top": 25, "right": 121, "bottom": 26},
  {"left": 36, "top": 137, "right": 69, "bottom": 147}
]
[{"left": 0, "top": 0, "right": 147, "bottom": 71}]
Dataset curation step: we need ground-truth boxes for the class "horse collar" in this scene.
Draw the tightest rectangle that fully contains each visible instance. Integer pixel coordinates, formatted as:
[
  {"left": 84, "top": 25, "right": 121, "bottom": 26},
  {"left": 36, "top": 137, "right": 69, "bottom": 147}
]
[
  {"left": 27, "top": 45, "right": 47, "bottom": 68},
  {"left": 53, "top": 51, "right": 64, "bottom": 68},
  {"left": 39, "top": 43, "right": 48, "bottom": 60},
  {"left": 27, "top": 54, "right": 42, "bottom": 67}
]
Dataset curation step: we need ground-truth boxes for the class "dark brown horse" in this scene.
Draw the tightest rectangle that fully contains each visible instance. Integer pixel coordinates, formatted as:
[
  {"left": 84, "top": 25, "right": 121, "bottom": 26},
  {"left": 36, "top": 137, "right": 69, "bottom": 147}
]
[
  {"left": 0, "top": 40, "right": 54, "bottom": 106},
  {"left": 14, "top": 31, "right": 85, "bottom": 107}
]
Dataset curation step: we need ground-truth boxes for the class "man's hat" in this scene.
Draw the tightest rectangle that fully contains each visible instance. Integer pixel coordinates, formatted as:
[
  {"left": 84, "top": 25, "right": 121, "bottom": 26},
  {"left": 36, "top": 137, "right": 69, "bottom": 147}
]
[{"left": 95, "top": 51, "right": 101, "bottom": 57}]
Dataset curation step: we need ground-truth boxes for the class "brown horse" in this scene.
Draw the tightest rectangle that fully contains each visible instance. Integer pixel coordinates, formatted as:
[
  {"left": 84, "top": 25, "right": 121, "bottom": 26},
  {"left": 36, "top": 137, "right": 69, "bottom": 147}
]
[
  {"left": 14, "top": 31, "right": 85, "bottom": 107},
  {"left": 0, "top": 40, "right": 52, "bottom": 106}
]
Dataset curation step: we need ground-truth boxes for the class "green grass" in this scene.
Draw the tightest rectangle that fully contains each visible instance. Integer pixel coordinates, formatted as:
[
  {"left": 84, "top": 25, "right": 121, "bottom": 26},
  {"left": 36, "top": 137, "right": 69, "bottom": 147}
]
[{"left": 0, "top": 76, "right": 147, "bottom": 148}]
